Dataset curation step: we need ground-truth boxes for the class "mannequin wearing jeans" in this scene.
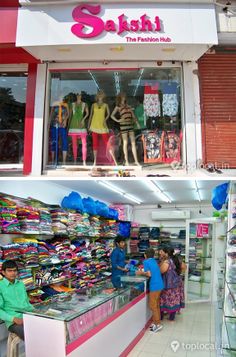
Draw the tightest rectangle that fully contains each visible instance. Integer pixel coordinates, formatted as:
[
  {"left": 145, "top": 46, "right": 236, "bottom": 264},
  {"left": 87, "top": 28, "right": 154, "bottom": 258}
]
[
  {"left": 68, "top": 93, "right": 89, "bottom": 165},
  {"left": 88, "top": 91, "right": 117, "bottom": 166},
  {"left": 49, "top": 98, "right": 69, "bottom": 165},
  {"left": 111, "top": 93, "right": 140, "bottom": 166}
]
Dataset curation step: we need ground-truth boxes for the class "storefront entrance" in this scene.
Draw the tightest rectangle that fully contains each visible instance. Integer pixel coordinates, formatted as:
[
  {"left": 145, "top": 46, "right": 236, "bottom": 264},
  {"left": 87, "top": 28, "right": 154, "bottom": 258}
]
[{"left": 46, "top": 66, "right": 182, "bottom": 168}]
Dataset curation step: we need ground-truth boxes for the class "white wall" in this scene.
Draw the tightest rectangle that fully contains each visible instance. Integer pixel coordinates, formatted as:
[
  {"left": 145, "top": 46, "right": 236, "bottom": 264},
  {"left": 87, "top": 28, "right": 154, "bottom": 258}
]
[
  {"left": 0, "top": 180, "right": 77, "bottom": 205},
  {"left": 133, "top": 203, "right": 214, "bottom": 227}
]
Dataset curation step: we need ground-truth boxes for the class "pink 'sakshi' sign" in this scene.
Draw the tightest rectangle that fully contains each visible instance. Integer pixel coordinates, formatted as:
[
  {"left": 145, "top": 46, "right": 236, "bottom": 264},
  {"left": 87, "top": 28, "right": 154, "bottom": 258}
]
[{"left": 71, "top": 4, "right": 162, "bottom": 39}]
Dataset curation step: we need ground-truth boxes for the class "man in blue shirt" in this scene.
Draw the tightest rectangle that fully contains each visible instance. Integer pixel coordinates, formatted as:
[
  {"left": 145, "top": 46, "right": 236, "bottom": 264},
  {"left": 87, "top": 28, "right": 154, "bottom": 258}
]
[
  {"left": 110, "top": 237, "right": 128, "bottom": 289},
  {"left": 136, "top": 248, "right": 164, "bottom": 332}
]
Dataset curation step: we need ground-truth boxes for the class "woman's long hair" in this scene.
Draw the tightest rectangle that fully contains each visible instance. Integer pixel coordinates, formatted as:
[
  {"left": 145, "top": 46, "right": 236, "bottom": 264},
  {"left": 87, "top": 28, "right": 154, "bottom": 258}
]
[{"left": 161, "top": 245, "right": 182, "bottom": 275}]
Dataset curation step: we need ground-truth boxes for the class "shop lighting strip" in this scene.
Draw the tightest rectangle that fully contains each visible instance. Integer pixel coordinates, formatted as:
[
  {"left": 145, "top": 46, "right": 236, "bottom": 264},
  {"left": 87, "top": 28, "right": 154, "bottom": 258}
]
[
  {"left": 133, "top": 68, "right": 144, "bottom": 96},
  {"left": 194, "top": 180, "right": 201, "bottom": 202},
  {"left": 96, "top": 181, "right": 142, "bottom": 205},
  {"left": 114, "top": 72, "right": 121, "bottom": 95},
  {"left": 148, "top": 181, "right": 172, "bottom": 203},
  {"left": 88, "top": 70, "right": 100, "bottom": 90}
]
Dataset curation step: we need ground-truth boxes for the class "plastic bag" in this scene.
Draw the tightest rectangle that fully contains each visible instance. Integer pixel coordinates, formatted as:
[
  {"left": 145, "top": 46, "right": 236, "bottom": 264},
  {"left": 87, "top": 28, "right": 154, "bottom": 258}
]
[
  {"left": 61, "top": 191, "right": 84, "bottom": 211},
  {"left": 95, "top": 200, "right": 109, "bottom": 217},
  {"left": 82, "top": 197, "right": 96, "bottom": 215},
  {"left": 211, "top": 182, "right": 229, "bottom": 211}
]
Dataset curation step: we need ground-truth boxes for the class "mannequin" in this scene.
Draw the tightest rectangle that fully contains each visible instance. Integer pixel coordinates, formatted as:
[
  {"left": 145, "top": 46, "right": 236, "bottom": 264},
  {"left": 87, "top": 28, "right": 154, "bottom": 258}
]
[
  {"left": 49, "top": 97, "right": 69, "bottom": 165},
  {"left": 68, "top": 93, "right": 89, "bottom": 165},
  {"left": 88, "top": 91, "right": 117, "bottom": 166},
  {"left": 134, "top": 97, "right": 146, "bottom": 130},
  {"left": 111, "top": 93, "right": 140, "bottom": 166}
]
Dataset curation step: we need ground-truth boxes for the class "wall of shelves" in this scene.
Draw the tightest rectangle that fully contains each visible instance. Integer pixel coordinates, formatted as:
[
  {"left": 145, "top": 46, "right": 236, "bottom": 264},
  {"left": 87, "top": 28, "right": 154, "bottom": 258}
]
[{"left": 220, "top": 182, "right": 236, "bottom": 356}]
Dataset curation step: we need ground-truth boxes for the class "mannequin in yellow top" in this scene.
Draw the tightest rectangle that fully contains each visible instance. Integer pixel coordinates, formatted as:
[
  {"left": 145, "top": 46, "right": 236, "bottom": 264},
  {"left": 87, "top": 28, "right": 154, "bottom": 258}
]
[{"left": 88, "top": 91, "right": 117, "bottom": 166}]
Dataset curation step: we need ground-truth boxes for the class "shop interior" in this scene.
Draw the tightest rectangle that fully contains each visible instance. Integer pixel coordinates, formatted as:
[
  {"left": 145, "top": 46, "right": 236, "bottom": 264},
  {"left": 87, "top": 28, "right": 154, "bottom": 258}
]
[{"left": 0, "top": 179, "right": 234, "bottom": 357}]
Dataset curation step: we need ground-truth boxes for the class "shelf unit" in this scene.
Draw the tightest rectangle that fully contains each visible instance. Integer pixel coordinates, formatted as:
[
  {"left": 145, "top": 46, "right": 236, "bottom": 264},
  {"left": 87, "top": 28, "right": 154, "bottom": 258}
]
[
  {"left": 221, "top": 182, "right": 236, "bottom": 356},
  {"left": 186, "top": 219, "right": 215, "bottom": 302}
]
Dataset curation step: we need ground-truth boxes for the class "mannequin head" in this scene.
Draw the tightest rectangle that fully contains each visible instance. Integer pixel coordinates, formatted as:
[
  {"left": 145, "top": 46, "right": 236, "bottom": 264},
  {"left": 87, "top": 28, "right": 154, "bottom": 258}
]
[
  {"left": 116, "top": 93, "right": 127, "bottom": 106},
  {"left": 76, "top": 93, "right": 82, "bottom": 103},
  {"left": 95, "top": 90, "right": 105, "bottom": 104}
]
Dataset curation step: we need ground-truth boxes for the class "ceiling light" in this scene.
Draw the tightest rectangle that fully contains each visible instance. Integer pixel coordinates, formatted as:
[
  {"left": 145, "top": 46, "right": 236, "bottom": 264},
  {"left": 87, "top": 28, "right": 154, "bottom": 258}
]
[
  {"left": 88, "top": 70, "right": 100, "bottom": 90},
  {"left": 57, "top": 48, "right": 71, "bottom": 52},
  {"left": 133, "top": 68, "right": 144, "bottom": 96},
  {"left": 161, "top": 48, "right": 176, "bottom": 52},
  {"left": 97, "top": 180, "right": 124, "bottom": 195},
  {"left": 96, "top": 181, "right": 142, "bottom": 205},
  {"left": 194, "top": 180, "right": 201, "bottom": 202},
  {"left": 110, "top": 46, "right": 124, "bottom": 52},
  {"left": 124, "top": 193, "right": 142, "bottom": 205},
  {"left": 114, "top": 72, "right": 121, "bottom": 95},
  {"left": 148, "top": 181, "right": 172, "bottom": 203}
]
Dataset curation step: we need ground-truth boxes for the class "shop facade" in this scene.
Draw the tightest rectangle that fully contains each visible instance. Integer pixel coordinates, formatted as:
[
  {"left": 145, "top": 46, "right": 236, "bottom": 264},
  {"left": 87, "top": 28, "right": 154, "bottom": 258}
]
[
  {"left": 198, "top": 1, "right": 236, "bottom": 169},
  {"left": 0, "top": 3, "right": 39, "bottom": 174},
  {"left": 0, "top": 1, "right": 218, "bottom": 175}
]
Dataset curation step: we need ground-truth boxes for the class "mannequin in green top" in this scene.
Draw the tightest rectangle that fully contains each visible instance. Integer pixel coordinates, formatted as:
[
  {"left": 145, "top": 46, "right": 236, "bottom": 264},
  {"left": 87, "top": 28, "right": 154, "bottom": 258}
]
[
  {"left": 68, "top": 93, "right": 89, "bottom": 165},
  {"left": 134, "top": 97, "right": 146, "bottom": 130}
]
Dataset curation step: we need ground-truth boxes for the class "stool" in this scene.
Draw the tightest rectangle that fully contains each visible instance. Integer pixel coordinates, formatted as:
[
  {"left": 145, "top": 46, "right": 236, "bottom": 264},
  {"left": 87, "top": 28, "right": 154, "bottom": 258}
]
[{"left": 7, "top": 333, "right": 21, "bottom": 357}]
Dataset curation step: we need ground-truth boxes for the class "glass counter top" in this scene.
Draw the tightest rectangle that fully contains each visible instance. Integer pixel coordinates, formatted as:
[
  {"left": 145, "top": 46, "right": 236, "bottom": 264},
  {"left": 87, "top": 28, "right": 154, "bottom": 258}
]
[{"left": 24, "top": 280, "right": 145, "bottom": 322}]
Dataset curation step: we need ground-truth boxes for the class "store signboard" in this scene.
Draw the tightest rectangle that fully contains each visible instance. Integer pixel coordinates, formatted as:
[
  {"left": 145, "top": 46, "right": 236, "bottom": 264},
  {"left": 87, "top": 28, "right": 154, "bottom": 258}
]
[
  {"left": 71, "top": 4, "right": 162, "bottom": 40},
  {"left": 196, "top": 223, "right": 209, "bottom": 238},
  {"left": 16, "top": 3, "right": 218, "bottom": 46}
]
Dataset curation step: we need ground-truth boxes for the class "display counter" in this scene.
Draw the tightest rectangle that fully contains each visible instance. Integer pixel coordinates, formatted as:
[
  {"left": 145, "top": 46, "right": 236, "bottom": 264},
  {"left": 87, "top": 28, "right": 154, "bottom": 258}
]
[{"left": 23, "top": 277, "right": 151, "bottom": 357}]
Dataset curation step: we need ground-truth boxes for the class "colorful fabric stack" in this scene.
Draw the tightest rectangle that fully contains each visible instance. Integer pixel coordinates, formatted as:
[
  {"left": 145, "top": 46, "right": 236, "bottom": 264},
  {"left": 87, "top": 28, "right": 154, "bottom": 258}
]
[
  {"left": 18, "top": 242, "right": 39, "bottom": 267},
  {"left": 68, "top": 212, "right": 90, "bottom": 237},
  {"left": 28, "top": 288, "right": 44, "bottom": 304},
  {"left": 0, "top": 206, "right": 21, "bottom": 233},
  {"left": 50, "top": 209, "right": 68, "bottom": 235},
  {"left": 109, "top": 204, "right": 126, "bottom": 220},
  {"left": 89, "top": 216, "right": 101, "bottom": 237},
  {"left": 100, "top": 220, "right": 118, "bottom": 238},
  {"left": 49, "top": 238, "right": 75, "bottom": 261},
  {"left": 18, "top": 267, "right": 35, "bottom": 290},
  {"left": 2, "top": 243, "right": 22, "bottom": 261},
  {"left": 17, "top": 206, "right": 40, "bottom": 234},
  {"left": 37, "top": 241, "right": 51, "bottom": 264},
  {"left": 39, "top": 208, "right": 53, "bottom": 234}
]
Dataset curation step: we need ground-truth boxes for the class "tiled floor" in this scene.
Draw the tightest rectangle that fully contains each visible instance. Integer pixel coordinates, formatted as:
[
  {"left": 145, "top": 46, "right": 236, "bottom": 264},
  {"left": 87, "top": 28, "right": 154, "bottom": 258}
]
[{"left": 128, "top": 302, "right": 216, "bottom": 357}]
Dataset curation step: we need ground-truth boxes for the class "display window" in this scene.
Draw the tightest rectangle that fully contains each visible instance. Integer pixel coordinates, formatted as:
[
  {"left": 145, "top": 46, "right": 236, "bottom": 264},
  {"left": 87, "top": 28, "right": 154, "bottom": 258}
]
[
  {"left": 0, "top": 72, "right": 27, "bottom": 165},
  {"left": 46, "top": 67, "right": 182, "bottom": 167}
]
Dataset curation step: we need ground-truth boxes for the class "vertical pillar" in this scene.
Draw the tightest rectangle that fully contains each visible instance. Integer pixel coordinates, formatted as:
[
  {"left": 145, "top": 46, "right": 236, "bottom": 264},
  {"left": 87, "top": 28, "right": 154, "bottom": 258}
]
[
  {"left": 31, "top": 63, "right": 47, "bottom": 176},
  {"left": 182, "top": 61, "right": 202, "bottom": 173},
  {"left": 23, "top": 63, "right": 37, "bottom": 175}
]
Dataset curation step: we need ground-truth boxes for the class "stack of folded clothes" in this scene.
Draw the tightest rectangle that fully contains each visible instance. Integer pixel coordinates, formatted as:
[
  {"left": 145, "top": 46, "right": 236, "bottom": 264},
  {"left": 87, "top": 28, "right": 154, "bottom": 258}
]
[
  {"left": 39, "top": 207, "right": 53, "bottom": 235},
  {"left": 17, "top": 206, "right": 40, "bottom": 234},
  {"left": 50, "top": 208, "right": 68, "bottom": 235},
  {"left": 89, "top": 216, "right": 101, "bottom": 237},
  {"left": 0, "top": 206, "right": 21, "bottom": 233}
]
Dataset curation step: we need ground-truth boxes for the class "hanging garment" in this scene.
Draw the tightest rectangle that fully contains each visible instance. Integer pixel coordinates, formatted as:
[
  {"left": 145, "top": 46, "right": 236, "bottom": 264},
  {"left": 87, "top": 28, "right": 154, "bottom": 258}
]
[
  {"left": 162, "top": 94, "right": 178, "bottom": 116},
  {"left": 143, "top": 84, "right": 161, "bottom": 118},
  {"left": 142, "top": 130, "right": 164, "bottom": 163},
  {"left": 163, "top": 131, "right": 182, "bottom": 163},
  {"left": 162, "top": 82, "right": 179, "bottom": 116}
]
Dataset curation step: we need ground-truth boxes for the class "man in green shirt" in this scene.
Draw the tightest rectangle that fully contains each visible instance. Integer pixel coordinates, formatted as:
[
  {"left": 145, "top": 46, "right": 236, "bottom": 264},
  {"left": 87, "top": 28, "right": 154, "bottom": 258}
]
[{"left": 0, "top": 260, "right": 34, "bottom": 340}]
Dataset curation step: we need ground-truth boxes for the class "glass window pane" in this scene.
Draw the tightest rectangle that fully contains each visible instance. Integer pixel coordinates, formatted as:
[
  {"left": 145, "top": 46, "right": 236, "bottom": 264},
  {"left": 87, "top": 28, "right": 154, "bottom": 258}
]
[
  {"left": 47, "top": 68, "right": 182, "bottom": 167},
  {"left": 0, "top": 72, "right": 27, "bottom": 164}
]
